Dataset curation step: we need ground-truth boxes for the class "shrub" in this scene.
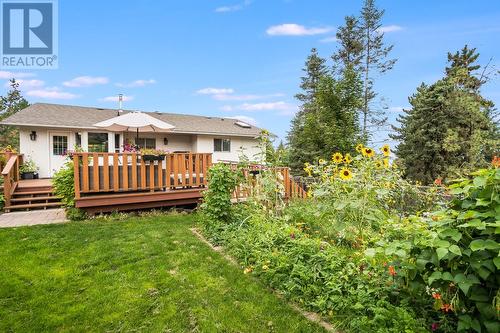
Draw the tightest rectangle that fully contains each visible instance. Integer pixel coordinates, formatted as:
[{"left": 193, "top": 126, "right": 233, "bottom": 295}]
[
  {"left": 200, "top": 163, "right": 241, "bottom": 223},
  {"left": 52, "top": 160, "right": 87, "bottom": 221}
]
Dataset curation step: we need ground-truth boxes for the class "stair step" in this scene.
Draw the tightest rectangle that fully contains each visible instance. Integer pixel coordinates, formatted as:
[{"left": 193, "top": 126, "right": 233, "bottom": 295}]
[
  {"left": 10, "top": 196, "right": 62, "bottom": 203},
  {"left": 5, "top": 202, "right": 62, "bottom": 210},
  {"left": 13, "top": 190, "right": 55, "bottom": 197}
]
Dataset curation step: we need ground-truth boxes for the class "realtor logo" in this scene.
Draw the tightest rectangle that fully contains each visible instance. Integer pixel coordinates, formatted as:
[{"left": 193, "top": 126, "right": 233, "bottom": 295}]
[{"left": 1, "top": 0, "right": 58, "bottom": 68}]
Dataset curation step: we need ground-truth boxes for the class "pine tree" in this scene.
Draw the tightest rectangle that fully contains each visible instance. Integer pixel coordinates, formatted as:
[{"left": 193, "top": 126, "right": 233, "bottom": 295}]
[
  {"left": 332, "top": 15, "right": 363, "bottom": 75},
  {"left": 359, "top": 0, "right": 396, "bottom": 139},
  {"left": 287, "top": 48, "right": 328, "bottom": 172},
  {"left": 391, "top": 47, "right": 499, "bottom": 183},
  {"left": 0, "top": 79, "right": 29, "bottom": 149}
]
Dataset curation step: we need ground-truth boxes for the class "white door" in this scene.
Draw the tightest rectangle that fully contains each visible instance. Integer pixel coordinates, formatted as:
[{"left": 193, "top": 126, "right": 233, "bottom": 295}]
[{"left": 49, "top": 132, "right": 70, "bottom": 177}]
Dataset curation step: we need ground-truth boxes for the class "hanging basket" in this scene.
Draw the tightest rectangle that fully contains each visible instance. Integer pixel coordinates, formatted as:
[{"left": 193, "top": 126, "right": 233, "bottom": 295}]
[{"left": 141, "top": 154, "right": 165, "bottom": 162}]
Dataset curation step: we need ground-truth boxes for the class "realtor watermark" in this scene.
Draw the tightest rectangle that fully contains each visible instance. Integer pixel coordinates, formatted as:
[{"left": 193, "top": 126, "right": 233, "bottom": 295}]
[{"left": 0, "top": 0, "right": 58, "bottom": 69}]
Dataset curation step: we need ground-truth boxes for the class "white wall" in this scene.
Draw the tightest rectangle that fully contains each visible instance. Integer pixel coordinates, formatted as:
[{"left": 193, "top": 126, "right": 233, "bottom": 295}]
[
  {"left": 193, "top": 135, "right": 261, "bottom": 162},
  {"left": 122, "top": 133, "right": 193, "bottom": 152}
]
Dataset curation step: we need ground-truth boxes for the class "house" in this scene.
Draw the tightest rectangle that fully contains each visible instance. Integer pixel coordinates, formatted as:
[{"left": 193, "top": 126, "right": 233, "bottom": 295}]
[{"left": 1, "top": 103, "right": 263, "bottom": 178}]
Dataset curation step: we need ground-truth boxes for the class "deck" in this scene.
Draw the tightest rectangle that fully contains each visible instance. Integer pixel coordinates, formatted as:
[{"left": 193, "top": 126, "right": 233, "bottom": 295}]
[{"left": 2, "top": 152, "right": 307, "bottom": 213}]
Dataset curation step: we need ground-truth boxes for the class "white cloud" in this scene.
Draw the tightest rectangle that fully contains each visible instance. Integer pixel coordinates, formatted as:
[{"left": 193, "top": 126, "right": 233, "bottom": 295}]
[
  {"left": 228, "top": 115, "right": 258, "bottom": 126},
  {"left": 319, "top": 36, "right": 338, "bottom": 43},
  {"left": 388, "top": 106, "right": 408, "bottom": 113},
  {"left": 196, "top": 87, "right": 235, "bottom": 95},
  {"left": 99, "top": 95, "right": 134, "bottom": 102},
  {"left": 213, "top": 93, "right": 283, "bottom": 101},
  {"left": 116, "top": 79, "right": 156, "bottom": 88},
  {"left": 5, "top": 79, "right": 44, "bottom": 89},
  {"left": 63, "top": 76, "right": 109, "bottom": 87},
  {"left": 27, "top": 87, "right": 79, "bottom": 100},
  {"left": 215, "top": 0, "right": 252, "bottom": 13},
  {"left": 0, "top": 71, "right": 35, "bottom": 79},
  {"left": 266, "top": 23, "right": 332, "bottom": 36},
  {"left": 377, "top": 25, "right": 403, "bottom": 34},
  {"left": 222, "top": 101, "right": 297, "bottom": 113}
]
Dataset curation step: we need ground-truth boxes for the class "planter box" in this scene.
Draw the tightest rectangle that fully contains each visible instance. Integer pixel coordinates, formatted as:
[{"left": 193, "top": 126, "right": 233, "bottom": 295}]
[
  {"left": 142, "top": 154, "right": 165, "bottom": 162},
  {"left": 21, "top": 172, "right": 35, "bottom": 179}
]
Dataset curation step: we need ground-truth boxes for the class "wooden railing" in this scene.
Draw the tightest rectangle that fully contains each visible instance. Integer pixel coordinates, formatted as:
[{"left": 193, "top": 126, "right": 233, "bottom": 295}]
[
  {"left": 1, "top": 153, "right": 22, "bottom": 208},
  {"left": 227, "top": 163, "right": 307, "bottom": 201},
  {"left": 72, "top": 153, "right": 212, "bottom": 198}
]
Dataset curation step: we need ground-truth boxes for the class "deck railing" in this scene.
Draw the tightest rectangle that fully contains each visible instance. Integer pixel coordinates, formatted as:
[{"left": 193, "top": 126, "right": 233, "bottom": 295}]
[
  {"left": 226, "top": 163, "right": 307, "bottom": 200},
  {"left": 72, "top": 152, "right": 212, "bottom": 198},
  {"left": 1, "top": 153, "right": 22, "bottom": 208}
]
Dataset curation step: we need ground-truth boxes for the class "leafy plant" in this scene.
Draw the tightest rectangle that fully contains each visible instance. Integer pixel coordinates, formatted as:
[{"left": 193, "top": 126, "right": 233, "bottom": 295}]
[
  {"left": 140, "top": 148, "right": 167, "bottom": 156},
  {"left": 19, "top": 159, "right": 38, "bottom": 173},
  {"left": 201, "top": 163, "right": 242, "bottom": 223},
  {"left": 52, "top": 160, "right": 87, "bottom": 221}
]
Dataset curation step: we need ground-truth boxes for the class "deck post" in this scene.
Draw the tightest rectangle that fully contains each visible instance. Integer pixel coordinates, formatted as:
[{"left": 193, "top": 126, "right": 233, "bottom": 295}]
[{"left": 73, "top": 154, "right": 81, "bottom": 199}]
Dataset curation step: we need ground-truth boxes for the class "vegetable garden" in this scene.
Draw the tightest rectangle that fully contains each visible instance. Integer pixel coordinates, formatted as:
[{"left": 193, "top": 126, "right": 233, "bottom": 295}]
[{"left": 200, "top": 144, "right": 500, "bottom": 332}]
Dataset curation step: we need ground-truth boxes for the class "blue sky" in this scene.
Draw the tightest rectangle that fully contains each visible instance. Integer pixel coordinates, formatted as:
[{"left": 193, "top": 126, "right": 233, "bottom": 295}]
[{"left": 1, "top": 0, "right": 500, "bottom": 145}]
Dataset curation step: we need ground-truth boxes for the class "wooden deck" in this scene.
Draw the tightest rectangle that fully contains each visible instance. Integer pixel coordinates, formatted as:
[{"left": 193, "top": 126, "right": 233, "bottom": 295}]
[{"left": 3, "top": 152, "right": 307, "bottom": 213}]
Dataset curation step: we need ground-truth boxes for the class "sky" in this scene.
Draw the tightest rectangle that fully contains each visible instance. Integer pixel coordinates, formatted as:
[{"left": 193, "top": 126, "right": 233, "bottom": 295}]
[{"left": 1, "top": 0, "right": 500, "bottom": 146}]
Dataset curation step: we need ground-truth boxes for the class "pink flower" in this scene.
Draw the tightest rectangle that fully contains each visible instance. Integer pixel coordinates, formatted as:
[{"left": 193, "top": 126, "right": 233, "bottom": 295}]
[{"left": 431, "top": 322, "right": 439, "bottom": 331}]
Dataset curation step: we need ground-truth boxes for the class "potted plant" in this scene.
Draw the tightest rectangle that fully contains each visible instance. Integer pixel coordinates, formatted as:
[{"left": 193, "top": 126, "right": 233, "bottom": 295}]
[
  {"left": 140, "top": 148, "right": 167, "bottom": 161},
  {"left": 20, "top": 159, "right": 39, "bottom": 179}
]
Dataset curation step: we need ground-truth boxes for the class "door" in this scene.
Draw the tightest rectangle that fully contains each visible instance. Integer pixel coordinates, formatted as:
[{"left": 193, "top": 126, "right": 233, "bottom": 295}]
[{"left": 49, "top": 132, "right": 70, "bottom": 177}]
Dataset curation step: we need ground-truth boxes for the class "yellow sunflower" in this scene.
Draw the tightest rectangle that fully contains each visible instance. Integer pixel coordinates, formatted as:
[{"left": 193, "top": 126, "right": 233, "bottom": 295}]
[
  {"left": 319, "top": 158, "right": 326, "bottom": 165},
  {"left": 380, "top": 144, "right": 391, "bottom": 157},
  {"left": 344, "top": 153, "right": 352, "bottom": 164},
  {"left": 362, "top": 147, "right": 375, "bottom": 158},
  {"left": 355, "top": 143, "right": 364, "bottom": 153},
  {"left": 339, "top": 168, "right": 353, "bottom": 180},
  {"left": 375, "top": 160, "right": 383, "bottom": 169},
  {"left": 332, "top": 152, "right": 343, "bottom": 164},
  {"left": 383, "top": 158, "right": 390, "bottom": 168}
]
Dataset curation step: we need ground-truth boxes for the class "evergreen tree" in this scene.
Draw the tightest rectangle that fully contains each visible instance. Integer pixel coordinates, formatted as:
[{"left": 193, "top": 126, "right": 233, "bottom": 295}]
[
  {"left": 359, "top": 0, "right": 396, "bottom": 139},
  {"left": 391, "top": 47, "right": 499, "bottom": 183},
  {"left": 332, "top": 15, "right": 363, "bottom": 75},
  {"left": 287, "top": 48, "right": 328, "bottom": 172},
  {"left": 0, "top": 79, "right": 29, "bottom": 149}
]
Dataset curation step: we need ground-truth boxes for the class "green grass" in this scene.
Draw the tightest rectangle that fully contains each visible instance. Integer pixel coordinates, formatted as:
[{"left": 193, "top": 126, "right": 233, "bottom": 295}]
[{"left": 0, "top": 213, "right": 325, "bottom": 333}]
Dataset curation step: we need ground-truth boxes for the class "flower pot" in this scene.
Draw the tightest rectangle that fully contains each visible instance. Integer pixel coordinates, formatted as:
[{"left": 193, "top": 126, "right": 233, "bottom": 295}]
[
  {"left": 21, "top": 172, "right": 35, "bottom": 179},
  {"left": 142, "top": 154, "right": 165, "bottom": 162}
]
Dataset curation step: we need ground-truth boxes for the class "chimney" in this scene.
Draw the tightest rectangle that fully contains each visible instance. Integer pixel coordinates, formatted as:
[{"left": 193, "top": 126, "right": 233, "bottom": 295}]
[{"left": 117, "top": 94, "right": 123, "bottom": 116}]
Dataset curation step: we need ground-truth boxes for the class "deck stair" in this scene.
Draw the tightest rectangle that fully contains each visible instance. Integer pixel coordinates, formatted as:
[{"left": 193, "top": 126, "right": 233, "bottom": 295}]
[{"left": 4, "top": 180, "right": 62, "bottom": 212}]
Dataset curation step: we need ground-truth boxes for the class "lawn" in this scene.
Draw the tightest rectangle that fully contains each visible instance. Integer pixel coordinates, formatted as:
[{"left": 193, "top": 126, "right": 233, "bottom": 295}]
[{"left": 0, "top": 213, "right": 325, "bottom": 333}]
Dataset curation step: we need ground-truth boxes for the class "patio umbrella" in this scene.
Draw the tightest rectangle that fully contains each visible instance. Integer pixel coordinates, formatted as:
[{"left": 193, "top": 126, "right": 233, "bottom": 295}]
[{"left": 93, "top": 111, "right": 175, "bottom": 141}]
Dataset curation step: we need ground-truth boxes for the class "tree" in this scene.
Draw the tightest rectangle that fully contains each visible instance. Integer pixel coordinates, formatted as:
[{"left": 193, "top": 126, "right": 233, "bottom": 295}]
[
  {"left": 332, "top": 15, "right": 363, "bottom": 75},
  {"left": 0, "top": 79, "right": 29, "bottom": 149},
  {"left": 358, "top": 0, "right": 397, "bottom": 140},
  {"left": 391, "top": 47, "right": 499, "bottom": 183},
  {"left": 287, "top": 48, "right": 328, "bottom": 172}
]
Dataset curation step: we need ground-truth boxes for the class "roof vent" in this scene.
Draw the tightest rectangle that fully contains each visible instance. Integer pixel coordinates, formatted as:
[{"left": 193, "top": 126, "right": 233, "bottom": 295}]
[{"left": 235, "top": 121, "right": 251, "bottom": 128}]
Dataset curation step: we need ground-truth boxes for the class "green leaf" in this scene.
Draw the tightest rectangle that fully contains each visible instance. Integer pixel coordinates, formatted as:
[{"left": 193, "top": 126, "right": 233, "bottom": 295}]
[
  {"left": 484, "top": 321, "right": 500, "bottom": 333},
  {"left": 442, "top": 271, "right": 453, "bottom": 281},
  {"left": 473, "top": 176, "right": 487, "bottom": 187},
  {"left": 428, "top": 271, "right": 441, "bottom": 285},
  {"left": 449, "top": 244, "right": 462, "bottom": 256},
  {"left": 470, "top": 239, "right": 485, "bottom": 251},
  {"left": 436, "top": 247, "right": 448, "bottom": 260},
  {"left": 493, "top": 257, "right": 500, "bottom": 270},
  {"left": 364, "top": 248, "right": 375, "bottom": 258}
]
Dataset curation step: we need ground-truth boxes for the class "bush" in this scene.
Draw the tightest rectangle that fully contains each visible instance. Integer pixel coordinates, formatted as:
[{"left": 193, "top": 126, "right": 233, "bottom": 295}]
[
  {"left": 52, "top": 160, "right": 87, "bottom": 221},
  {"left": 200, "top": 163, "right": 241, "bottom": 223},
  {"left": 374, "top": 168, "right": 500, "bottom": 332}
]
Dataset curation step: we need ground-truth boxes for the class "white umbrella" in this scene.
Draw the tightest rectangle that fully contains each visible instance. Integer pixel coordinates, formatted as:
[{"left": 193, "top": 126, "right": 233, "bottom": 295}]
[{"left": 93, "top": 111, "right": 175, "bottom": 144}]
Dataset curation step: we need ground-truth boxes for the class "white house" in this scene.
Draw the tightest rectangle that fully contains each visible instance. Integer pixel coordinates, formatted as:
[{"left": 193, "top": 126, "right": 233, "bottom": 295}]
[{"left": 1, "top": 103, "right": 263, "bottom": 177}]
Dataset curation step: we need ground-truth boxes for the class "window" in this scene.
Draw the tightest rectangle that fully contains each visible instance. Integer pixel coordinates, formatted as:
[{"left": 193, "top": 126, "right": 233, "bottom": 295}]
[
  {"left": 114, "top": 134, "right": 120, "bottom": 152},
  {"left": 135, "top": 138, "right": 156, "bottom": 149},
  {"left": 52, "top": 136, "right": 68, "bottom": 155},
  {"left": 88, "top": 133, "right": 109, "bottom": 152},
  {"left": 75, "top": 133, "right": 81, "bottom": 147},
  {"left": 214, "top": 138, "right": 231, "bottom": 152}
]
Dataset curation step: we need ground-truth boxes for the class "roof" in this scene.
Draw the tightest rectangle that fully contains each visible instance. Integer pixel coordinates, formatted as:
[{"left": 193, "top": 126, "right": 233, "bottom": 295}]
[{"left": 0, "top": 103, "right": 263, "bottom": 138}]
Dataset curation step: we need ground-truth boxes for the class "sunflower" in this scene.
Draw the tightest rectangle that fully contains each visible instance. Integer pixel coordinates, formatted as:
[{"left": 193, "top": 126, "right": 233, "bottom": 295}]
[
  {"left": 344, "top": 153, "right": 352, "bottom": 164},
  {"left": 332, "top": 152, "right": 343, "bottom": 164},
  {"left": 383, "top": 158, "right": 390, "bottom": 168},
  {"left": 375, "top": 160, "right": 383, "bottom": 169},
  {"left": 339, "top": 168, "right": 353, "bottom": 180},
  {"left": 380, "top": 144, "right": 391, "bottom": 157},
  {"left": 362, "top": 147, "right": 375, "bottom": 158},
  {"left": 355, "top": 143, "right": 364, "bottom": 153},
  {"left": 319, "top": 158, "right": 326, "bottom": 165}
]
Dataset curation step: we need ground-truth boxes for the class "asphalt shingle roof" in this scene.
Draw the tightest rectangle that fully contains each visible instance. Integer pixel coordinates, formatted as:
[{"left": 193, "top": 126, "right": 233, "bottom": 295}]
[{"left": 0, "top": 103, "right": 262, "bottom": 137}]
